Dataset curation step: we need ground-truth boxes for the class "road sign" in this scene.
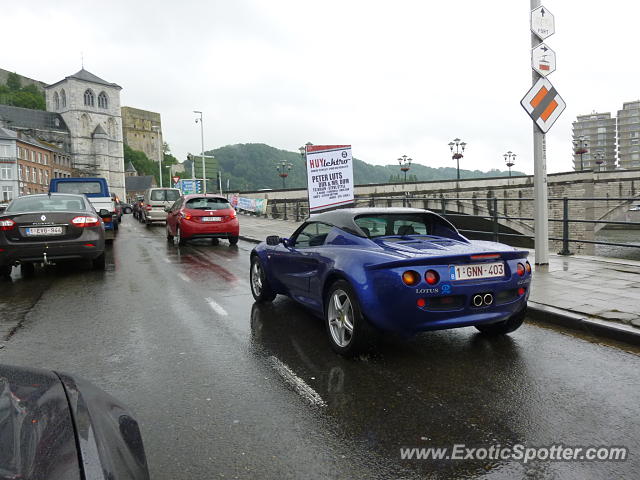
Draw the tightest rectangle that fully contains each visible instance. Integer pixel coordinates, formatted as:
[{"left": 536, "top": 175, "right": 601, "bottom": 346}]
[
  {"left": 521, "top": 77, "right": 566, "bottom": 133},
  {"left": 179, "top": 179, "right": 203, "bottom": 194},
  {"left": 172, "top": 175, "right": 180, "bottom": 184},
  {"left": 531, "top": 5, "right": 555, "bottom": 40},
  {"left": 531, "top": 43, "right": 556, "bottom": 77}
]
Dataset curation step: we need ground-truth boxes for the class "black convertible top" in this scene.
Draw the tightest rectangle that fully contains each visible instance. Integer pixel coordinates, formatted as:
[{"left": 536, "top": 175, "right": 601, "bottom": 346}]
[{"left": 309, "top": 207, "right": 458, "bottom": 238}]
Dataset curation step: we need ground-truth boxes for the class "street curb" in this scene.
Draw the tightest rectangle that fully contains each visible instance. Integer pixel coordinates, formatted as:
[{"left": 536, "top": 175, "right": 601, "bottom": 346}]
[{"left": 527, "top": 301, "right": 640, "bottom": 346}]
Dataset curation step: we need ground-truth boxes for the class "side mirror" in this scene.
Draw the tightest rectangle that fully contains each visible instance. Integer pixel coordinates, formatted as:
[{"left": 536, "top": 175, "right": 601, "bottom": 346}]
[
  {"left": 266, "top": 235, "right": 280, "bottom": 246},
  {"left": 98, "top": 209, "right": 109, "bottom": 217}
]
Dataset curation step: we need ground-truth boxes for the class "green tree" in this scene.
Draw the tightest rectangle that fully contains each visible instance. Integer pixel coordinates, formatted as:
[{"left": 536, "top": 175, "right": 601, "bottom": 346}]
[{"left": 6, "top": 72, "right": 21, "bottom": 91}]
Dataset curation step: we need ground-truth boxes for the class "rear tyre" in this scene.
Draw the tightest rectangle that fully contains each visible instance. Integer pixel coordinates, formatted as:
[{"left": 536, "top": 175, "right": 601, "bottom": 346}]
[
  {"left": 250, "top": 256, "right": 276, "bottom": 302},
  {"left": 166, "top": 225, "right": 174, "bottom": 242},
  {"left": 475, "top": 307, "right": 527, "bottom": 335},
  {"left": 92, "top": 252, "right": 106, "bottom": 271},
  {"left": 21, "top": 262, "right": 35, "bottom": 278},
  {"left": 228, "top": 236, "right": 239, "bottom": 246},
  {"left": 175, "top": 226, "right": 187, "bottom": 246},
  {"left": 0, "top": 265, "right": 11, "bottom": 279},
  {"left": 325, "top": 280, "right": 376, "bottom": 356}
]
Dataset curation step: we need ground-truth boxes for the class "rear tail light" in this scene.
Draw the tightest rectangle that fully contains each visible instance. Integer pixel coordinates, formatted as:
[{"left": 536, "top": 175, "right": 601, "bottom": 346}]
[
  {"left": 72, "top": 216, "right": 100, "bottom": 228},
  {"left": 0, "top": 219, "right": 15, "bottom": 231},
  {"left": 145, "top": 205, "right": 152, "bottom": 211},
  {"left": 518, "top": 287, "right": 526, "bottom": 296},
  {"left": 402, "top": 270, "right": 420, "bottom": 286},
  {"left": 525, "top": 261, "right": 532, "bottom": 274},
  {"left": 229, "top": 210, "right": 237, "bottom": 219},
  {"left": 516, "top": 263, "right": 525, "bottom": 276},
  {"left": 416, "top": 298, "right": 426, "bottom": 307},
  {"left": 103, "top": 216, "right": 112, "bottom": 223},
  {"left": 181, "top": 212, "right": 192, "bottom": 220},
  {"left": 425, "top": 270, "right": 440, "bottom": 285}
]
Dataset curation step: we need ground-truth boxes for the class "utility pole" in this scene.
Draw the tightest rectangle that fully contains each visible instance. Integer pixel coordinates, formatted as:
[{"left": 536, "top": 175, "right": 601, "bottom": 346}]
[{"left": 194, "top": 111, "right": 206, "bottom": 194}]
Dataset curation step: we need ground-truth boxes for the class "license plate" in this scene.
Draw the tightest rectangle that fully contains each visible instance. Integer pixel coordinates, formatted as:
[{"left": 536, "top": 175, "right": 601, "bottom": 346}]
[
  {"left": 450, "top": 262, "right": 504, "bottom": 281},
  {"left": 202, "top": 217, "right": 222, "bottom": 222},
  {"left": 26, "top": 226, "right": 63, "bottom": 236}
]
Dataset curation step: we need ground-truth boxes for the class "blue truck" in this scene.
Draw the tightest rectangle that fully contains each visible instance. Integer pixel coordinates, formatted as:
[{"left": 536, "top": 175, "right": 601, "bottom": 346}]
[{"left": 49, "top": 177, "right": 118, "bottom": 241}]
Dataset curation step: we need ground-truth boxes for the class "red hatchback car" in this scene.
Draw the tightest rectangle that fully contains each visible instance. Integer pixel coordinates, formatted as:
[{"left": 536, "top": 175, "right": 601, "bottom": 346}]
[{"left": 166, "top": 195, "right": 239, "bottom": 246}]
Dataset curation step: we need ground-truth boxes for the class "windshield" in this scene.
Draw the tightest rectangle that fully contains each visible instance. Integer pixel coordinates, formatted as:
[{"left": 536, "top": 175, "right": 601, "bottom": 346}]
[
  {"left": 150, "top": 189, "right": 181, "bottom": 202},
  {"left": 56, "top": 181, "right": 102, "bottom": 195},
  {"left": 185, "top": 198, "right": 231, "bottom": 210},
  {"left": 6, "top": 195, "right": 87, "bottom": 213},
  {"left": 355, "top": 213, "right": 431, "bottom": 238}
]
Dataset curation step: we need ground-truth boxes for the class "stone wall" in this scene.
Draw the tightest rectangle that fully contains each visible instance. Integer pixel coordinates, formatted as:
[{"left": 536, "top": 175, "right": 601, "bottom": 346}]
[
  {"left": 235, "top": 169, "right": 640, "bottom": 255},
  {"left": 121, "top": 106, "right": 162, "bottom": 163}
]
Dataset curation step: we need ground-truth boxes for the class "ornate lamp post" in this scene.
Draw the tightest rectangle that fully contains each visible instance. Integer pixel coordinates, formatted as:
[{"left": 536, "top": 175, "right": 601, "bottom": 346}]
[
  {"left": 573, "top": 136, "right": 589, "bottom": 171},
  {"left": 397, "top": 154, "right": 412, "bottom": 183},
  {"left": 276, "top": 161, "right": 292, "bottom": 189},
  {"left": 593, "top": 150, "right": 605, "bottom": 172},
  {"left": 448, "top": 138, "right": 466, "bottom": 182},
  {"left": 504, "top": 151, "right": 516, "bottom": 177}
]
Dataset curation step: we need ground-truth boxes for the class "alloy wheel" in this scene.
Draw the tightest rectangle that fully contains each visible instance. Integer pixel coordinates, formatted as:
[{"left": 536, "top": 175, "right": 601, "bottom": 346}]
[
  {"left": 327, "top": 289, "right": 354, "bottom": 347},
  {"left": 251, "top": 261, "right": 263, "bottom": 296}
]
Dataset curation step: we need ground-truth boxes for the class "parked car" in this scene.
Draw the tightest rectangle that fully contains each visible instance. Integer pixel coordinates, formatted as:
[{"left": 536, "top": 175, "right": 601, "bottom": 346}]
[
  {"left": 0, "top": 363, "right": 150, "bottom": 479},
  {"left": 120, "top": 201, "right": 133, "bottom": 214},
  {"left": 250, "top": 208, "right": 531, "bottom": 356},
  {"left": 141, "top": 187, "right": 181, "bottom": 226},
  {"left": 0, "top": 193, "right": 106, "bottom": 278},
  {"left": 166, "top": 194, "right": 239, "bottom": 246},
  {"left": 49, "top": 177, "right": 118, "bottom": 240}
]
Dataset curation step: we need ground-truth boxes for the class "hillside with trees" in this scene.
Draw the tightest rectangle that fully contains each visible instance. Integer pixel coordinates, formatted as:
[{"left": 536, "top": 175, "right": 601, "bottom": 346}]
[
  {"left": 124, "top": 143, "right": 178, "bottom": 186},
  {"left": 0, "top": 72, "right": 46, "bottom": 110},
  {"left": 184, "top": 143, "right": 525, "bottom": 191}
]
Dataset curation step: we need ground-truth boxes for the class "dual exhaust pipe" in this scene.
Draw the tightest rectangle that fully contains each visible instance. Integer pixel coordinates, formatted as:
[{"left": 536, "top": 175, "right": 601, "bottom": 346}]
[{"left": 472, "top": 293, "right": 493, "bottom": 307}]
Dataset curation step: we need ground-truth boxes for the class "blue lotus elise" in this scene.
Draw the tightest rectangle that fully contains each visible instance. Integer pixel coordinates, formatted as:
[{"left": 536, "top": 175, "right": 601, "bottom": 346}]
[{"left": 250, "top": 208, "right": 531, "bottom": 355}]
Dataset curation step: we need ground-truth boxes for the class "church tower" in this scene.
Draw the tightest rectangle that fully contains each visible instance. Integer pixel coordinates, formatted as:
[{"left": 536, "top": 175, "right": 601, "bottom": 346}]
[{"left": 45, "top": 69, "right": 125, "bottom": 199}]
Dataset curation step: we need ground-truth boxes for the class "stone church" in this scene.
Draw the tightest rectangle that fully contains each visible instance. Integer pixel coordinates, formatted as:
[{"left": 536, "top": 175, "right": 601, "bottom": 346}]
[{"left": 44, "top": 69, "right": 125, "bottom": 198}]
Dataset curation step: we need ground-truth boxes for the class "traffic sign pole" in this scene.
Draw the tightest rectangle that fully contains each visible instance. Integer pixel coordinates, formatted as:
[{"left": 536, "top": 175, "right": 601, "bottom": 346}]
[{"left": 531, "top": 0, "right": 549, "bottom": 265}]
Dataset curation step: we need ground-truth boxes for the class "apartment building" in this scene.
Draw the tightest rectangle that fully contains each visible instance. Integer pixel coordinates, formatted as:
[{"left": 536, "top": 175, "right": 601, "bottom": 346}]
[
  {"left": 617, "top": 101, "right": 640, "bottom": 170},
  {"left": 16, "top": 135, "right": 55, "bottom": 195},
  {"left": 571, "top": 112, "right": 617, "bottom": 171}
]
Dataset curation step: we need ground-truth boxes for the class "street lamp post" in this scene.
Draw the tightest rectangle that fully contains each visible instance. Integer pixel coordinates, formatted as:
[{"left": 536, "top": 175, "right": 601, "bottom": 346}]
[
  {"left": 593, "top": 150, "right": 605, "bottom": 172},
  {"left": 504, "top": 151, "right": 516, "bottom": 177},
  {"left": 276, "top": 161, "right": 292, "bottom": 189},
  {"left": 448, "top": 138, "right": 466, "bottom": 183},
  {"left": 573, "top": 136, "right": 589, "bottom": 171},
  {"left": 194, "top": 110, "right": 206, "bottom": 193},
  {"left": 397, "top": 155, "right": 412, "bottom": 184},
  {"left": 151, "top": 125, "right": 163, "bottom": 187}
]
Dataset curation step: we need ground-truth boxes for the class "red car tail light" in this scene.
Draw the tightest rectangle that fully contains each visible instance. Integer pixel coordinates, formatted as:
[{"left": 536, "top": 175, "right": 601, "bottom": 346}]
[
  {"left": 181, "top": 212, "right": 192, "bottom": 220},
  {"left": 229, "top": 210, "right": 237, "bottom": 219},
  {"left": 402, "top": 270, "right": 421, "bottom": 286},
  {"left": 0, "top": 219, "right": 15, "bottom": 231},
  {"left": 416, "top": 298, "right": 426, "bottom": 307},
  {"left": 518, "top": 287, "right": 526, "bottom": 296},
  {"left": 470, "top": 254, "right": 501, "bottom": 260},
  {"left": 72, "top": 216, "right": 100, "bottom": 228},
  {"left": 525, "top": 261, "right": 532, "bottom": 274},
  {"left": 144, "top": 205, "right": 152, "bottom": 211},
  {"left": 425, "top": 270, "right": 440, "bottom": 285},
  {"left": 516, "top": 263, "right": 525, "bottom": 276}
]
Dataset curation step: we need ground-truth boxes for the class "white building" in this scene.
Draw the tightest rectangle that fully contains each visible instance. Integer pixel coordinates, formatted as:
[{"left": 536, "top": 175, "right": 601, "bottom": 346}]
[
  {"left": 0, "top": 126, "right": 18, "bottom": 202},
  {"left": 617, "top": 101, "right": 640, "bottom": 170},
  {"left": 44, "top": 69, "right": 125, "bottom": 199}
]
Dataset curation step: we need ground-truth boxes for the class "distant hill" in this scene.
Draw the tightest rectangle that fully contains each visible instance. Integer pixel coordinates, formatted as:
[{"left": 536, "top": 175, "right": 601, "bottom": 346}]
[{"left": 181, "top": 143, "right": 525, "bottom": 191}]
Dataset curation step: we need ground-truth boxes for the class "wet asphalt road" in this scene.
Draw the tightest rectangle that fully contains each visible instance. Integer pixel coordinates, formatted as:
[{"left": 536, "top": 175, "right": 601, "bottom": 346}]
[{"left": 0, "top": 215, "right": 639, "bottom": 480}]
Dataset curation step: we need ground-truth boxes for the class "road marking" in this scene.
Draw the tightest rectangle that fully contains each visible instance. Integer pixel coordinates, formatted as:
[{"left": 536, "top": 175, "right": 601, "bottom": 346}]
[
  {"left": 177, "top": 272, "right": 191, "bottom": 283},
  {"left": 268, "top": 356, "right": 327, "bottom": 407},
  {"left": 205, "top": 297, "right": 228, "bottom": 316}
]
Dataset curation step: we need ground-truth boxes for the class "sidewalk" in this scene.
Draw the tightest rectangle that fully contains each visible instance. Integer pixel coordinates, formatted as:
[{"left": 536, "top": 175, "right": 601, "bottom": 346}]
[{"left": 238, "top": 212, "right": 640, "bottom": 345}]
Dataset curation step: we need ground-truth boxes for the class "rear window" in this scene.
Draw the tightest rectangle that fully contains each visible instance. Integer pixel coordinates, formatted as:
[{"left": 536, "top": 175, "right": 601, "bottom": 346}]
[
  {"left": 150, "top": 189, "right": 181, "bottom": 202},
  {"left": 354, "top": 213, "right": 460, "bottom": 239},
  {"left": 56, "top": 181, "right": 102, "bottom": 195},
  {"left": 6, "top": 195, "right": 87, "bottom": 213},
  {"left": 185, "top": 198, "right": 231, "bottom": 210}
]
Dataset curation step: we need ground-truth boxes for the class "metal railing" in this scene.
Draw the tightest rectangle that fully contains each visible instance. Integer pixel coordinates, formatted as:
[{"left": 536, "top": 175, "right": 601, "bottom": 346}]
[{"left": 250, "top": 194, "right": 640, "bottom": 255}]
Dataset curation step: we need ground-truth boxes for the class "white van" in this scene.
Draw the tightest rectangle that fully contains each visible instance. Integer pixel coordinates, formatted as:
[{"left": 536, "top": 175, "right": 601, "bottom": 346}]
[{"left": 141, "top": 188, "right": 181, "bottom": 225}]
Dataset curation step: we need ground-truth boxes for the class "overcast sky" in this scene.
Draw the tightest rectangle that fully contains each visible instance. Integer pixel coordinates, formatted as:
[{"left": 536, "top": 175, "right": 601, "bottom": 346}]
[{"left": 3, "top": 0, "right": 638, "bottom": 174}]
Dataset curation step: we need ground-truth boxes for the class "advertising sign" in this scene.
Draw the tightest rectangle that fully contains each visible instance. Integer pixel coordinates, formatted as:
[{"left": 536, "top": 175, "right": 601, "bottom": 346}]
[
  {"left": 305, "top": 145, "right": 354, "bottom": 213},
  {"left": 234, "top": 196, "right": 268, "bottom": 215}
]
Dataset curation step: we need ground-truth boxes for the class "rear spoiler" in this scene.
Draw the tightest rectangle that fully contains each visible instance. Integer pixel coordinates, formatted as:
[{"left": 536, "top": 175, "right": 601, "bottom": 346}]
[{"left": 365, "top": 250, "right": 529, "bottom": 271}]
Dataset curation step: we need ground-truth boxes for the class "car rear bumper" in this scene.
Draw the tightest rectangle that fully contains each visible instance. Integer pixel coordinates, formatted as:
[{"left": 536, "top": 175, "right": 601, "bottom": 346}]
[
  {"left": 179, "top": 218, "right": 239, "bottom": 239},
  {"left": 0, "top": 241, "right": 105, "bottom": 265},
  {"left": 145, "top": 210, "right": 167, "bottom": 222},
  {"left": 359, "top": 269, "right": 532, "bottom": 335}
]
